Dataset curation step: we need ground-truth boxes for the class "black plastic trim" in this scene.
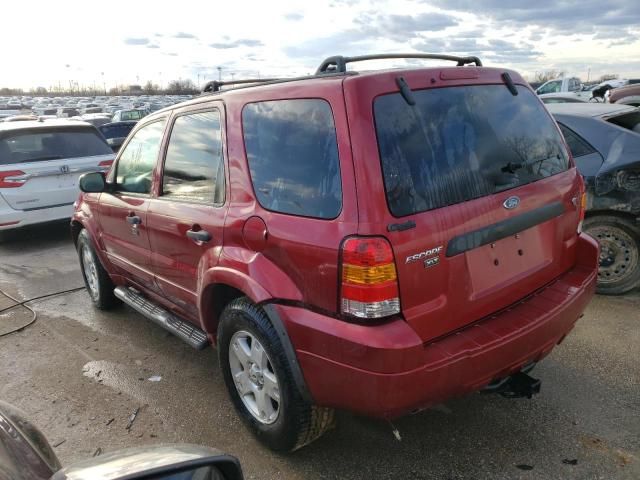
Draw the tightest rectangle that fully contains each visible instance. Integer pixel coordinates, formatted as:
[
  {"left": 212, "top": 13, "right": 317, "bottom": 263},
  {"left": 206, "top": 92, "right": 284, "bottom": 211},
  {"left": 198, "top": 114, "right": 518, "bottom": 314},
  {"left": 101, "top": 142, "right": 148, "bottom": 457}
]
[{"left": 445, "top": 201, "right": 565, "bottom": 257}]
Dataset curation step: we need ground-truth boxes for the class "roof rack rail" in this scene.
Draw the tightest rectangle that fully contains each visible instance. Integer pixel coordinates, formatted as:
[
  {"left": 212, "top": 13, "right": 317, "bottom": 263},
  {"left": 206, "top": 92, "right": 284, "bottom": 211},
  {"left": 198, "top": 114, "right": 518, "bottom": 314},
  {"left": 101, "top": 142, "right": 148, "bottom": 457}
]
[
  {"left": 201, "top": 78, "right": 281, "bottom": 93},
  {"left": 315, "top": 53, "right": 483, "bottom": 75}
]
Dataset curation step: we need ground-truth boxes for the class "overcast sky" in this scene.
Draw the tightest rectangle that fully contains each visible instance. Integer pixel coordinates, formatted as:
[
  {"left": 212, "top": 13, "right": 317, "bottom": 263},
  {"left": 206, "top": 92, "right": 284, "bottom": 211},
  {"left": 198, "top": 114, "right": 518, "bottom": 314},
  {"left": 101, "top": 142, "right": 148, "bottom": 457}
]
[{"left": 3, "top": 0, "right": 639, "bottom": 90}]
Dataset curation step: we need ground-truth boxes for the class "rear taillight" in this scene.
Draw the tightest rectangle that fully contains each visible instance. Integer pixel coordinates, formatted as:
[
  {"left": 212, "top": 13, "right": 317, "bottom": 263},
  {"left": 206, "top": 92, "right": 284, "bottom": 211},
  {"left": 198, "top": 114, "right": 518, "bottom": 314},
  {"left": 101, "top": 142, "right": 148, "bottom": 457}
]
[
  {"left": 577, "top": 191, "right": 587, "bottom": 233},
  {"left": 0, "top": 170, "right": 27, "bottom": 188},
  {"left": 99, "top": 160, "right": 114, "bottom": 169},
  {"left": 340, "top": 237, "right": 400, "bottom": 319}
]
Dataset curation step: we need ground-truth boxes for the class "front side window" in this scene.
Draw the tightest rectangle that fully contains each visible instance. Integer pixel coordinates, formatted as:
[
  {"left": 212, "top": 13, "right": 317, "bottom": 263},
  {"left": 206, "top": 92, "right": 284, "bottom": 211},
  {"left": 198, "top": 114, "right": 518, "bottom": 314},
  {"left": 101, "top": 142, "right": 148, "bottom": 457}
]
[
  {"left": 115, "top": 119, "right": 166, "bottom": 194},
  {"left": 242, "top": 99, "right": 342, "bottom": 219},
  {"left": 162, "top": 110, "right": 224, "bottom": 204},
  {"left": 374, "top": 85, "right": 570, "bottom": 216},
  {"left": 537, "top": 80, "right": 562, "bottom": 94}
]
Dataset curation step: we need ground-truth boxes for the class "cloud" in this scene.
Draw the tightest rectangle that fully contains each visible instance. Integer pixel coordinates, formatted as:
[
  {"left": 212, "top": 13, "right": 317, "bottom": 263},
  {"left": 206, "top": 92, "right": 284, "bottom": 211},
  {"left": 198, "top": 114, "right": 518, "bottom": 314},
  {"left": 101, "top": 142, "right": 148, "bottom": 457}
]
[
  {"left": 429, "top": 1, "right": 640, "bottom": 36},
  {"left": 284, "top": 12, "right": 304, "bottom": 21},
  {"left": 173, "top": 32, "right": 197, "bottom": 39},
  {"left": 209, "top": 38, "right": 264, "bottom": 49},
  {"left": 146, "top": 44, "right": 160, "bottom": 49},
  {"left": 164, "top": 52, "right": 178, "bottom": 56},
  {"left": 124, "top": 37, "right": 149, "bottom": 45},
  {"left": 284, "top": 11, "right": 458, "bottom": 60}
]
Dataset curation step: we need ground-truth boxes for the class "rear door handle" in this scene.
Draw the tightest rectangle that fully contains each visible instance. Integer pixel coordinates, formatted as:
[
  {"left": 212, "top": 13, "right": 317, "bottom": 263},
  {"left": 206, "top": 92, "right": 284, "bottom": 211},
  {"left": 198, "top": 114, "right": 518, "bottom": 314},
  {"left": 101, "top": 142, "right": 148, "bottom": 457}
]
[
  {"left": 126, "top": 215, "right": 141, "bottom": 225},
  {"left": 186, "top": 229, "right": 211, "bottom": 243}
]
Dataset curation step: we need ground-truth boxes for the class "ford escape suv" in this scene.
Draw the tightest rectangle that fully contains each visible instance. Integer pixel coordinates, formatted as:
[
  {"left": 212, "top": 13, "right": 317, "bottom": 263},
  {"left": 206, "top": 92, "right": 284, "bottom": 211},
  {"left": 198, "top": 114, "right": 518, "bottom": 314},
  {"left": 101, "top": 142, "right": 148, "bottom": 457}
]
[{"left": 72, "top": 54, "right": 599, "bottom": 452}]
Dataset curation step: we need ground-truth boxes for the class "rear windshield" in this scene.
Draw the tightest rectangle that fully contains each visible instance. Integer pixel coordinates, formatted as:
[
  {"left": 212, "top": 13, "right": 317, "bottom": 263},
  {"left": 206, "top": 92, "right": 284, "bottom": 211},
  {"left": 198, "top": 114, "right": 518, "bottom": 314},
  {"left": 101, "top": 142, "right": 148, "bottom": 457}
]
[
  {"left": 606, "top": 110, "right": 640, "bottom": 133},
  {"left": 374, "top": 84, "right": 570, "bottom": 216},
  {"left": 0, "top": 128, "right": 112, "bottom": 165},
  {"left": 100, "top": 123, "right": 135, "bottom": 139}
]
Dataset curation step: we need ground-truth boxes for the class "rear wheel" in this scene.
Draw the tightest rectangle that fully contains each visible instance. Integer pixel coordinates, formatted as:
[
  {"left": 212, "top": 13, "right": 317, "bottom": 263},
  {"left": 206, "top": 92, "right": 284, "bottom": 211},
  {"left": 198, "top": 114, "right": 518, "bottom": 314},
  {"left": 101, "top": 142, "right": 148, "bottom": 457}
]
[
  {"left": 77, "top": 229, "right": 120, "bottom": 309},
  {"left": 583, "top": 215, "right": 640, "bottom": 295},
  {"left": 218, "top": 298, "right": 334, "bottom": 451}
]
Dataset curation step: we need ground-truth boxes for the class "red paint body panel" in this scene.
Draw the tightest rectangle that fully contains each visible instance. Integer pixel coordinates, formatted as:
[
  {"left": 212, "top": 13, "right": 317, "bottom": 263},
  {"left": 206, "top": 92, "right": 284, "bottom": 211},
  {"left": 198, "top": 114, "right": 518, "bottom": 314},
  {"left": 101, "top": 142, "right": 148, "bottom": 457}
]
[
  {"left": 73, "top": 65, "right": 600, "bottom": 419},
  {"left": 283, "top": 234, "right": 598, "bottom": 418}
]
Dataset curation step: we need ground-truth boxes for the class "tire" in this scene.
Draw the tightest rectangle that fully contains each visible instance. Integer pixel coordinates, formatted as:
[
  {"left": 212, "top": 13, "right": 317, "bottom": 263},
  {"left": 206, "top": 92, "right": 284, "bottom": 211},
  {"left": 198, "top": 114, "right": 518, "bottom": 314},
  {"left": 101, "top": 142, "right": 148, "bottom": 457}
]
[
  {"left": 76, "top": 229, "right": 120, "bottom": 309},
  {"left": 218, "top": 298, "right": 334, "bottom": 452},
  {"left": 583, "top": 215, "right": 640, "bottom": 295}
]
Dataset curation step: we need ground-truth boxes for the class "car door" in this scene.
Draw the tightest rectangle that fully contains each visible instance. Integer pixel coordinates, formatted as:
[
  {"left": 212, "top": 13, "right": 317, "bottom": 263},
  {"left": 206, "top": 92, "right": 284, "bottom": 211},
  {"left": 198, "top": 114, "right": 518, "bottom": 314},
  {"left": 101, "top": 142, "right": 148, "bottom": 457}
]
[
  {"left": 97, "top": 118, "right": 167, "bottom": 291},
  {"left": 146, "top": 106, "right": 227, "bottom": 320}
]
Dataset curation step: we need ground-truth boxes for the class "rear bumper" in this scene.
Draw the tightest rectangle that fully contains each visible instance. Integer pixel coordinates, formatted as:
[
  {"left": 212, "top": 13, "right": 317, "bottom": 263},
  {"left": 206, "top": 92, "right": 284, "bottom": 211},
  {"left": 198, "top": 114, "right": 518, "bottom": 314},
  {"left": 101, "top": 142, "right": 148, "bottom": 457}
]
[
  {"left": 279, "top": 233, "right": 599, "bottom": 418},
  {"left": 0, "top": 201, "right": 74, "bottom": 230}
]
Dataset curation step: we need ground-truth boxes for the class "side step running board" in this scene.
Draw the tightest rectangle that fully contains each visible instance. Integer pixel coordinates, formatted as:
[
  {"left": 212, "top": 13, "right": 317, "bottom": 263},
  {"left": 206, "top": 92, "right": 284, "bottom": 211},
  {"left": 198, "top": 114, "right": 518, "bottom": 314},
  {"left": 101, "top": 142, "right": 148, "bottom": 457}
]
[{"left": 114, "top": 286, "right": 209, "bottom": 350}]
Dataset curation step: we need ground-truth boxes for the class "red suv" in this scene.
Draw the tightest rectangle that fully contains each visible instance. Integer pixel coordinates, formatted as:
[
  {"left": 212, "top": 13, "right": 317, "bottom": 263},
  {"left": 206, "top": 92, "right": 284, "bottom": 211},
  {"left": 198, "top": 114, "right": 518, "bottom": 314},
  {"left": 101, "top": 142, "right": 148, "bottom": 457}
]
[{"left": 72, "top": 54, "right": 599, "bottom": 452}]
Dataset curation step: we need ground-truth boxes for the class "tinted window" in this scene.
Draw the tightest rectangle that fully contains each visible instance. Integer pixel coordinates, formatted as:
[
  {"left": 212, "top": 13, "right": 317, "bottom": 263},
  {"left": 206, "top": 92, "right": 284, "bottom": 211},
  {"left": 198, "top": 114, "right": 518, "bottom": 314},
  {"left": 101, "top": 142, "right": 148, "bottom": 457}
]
[
  {"left": 243, "top": 99, "right": 342, "bottom": 219},
  {"left": 162, "top": 111, "right": 224, "bottom": 204},
  {"left": 0, "top": 128, "right": 112, "bottom": 165},
  {"left": 558, "top": 124, "right": 596, "bottom": 157},
  {"left": 374, "top": 85, "right": 570, "bottom": 217},
  {"left": 115, "top": 119, "right": 166, "bottom": 194},
  {"left": 120, "top": 110, "right": 144, "bottom": 121},
  {"left": 99, "top": 123, "right": 136, "bottom": 140}
]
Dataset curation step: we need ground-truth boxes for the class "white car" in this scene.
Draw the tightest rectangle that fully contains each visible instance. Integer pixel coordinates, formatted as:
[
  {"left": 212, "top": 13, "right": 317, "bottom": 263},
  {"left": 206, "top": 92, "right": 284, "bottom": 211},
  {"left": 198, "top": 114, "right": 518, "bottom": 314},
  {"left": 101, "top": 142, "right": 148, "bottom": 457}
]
[{"left": 0, "top": 119, "right": 113, "bottom": 231}]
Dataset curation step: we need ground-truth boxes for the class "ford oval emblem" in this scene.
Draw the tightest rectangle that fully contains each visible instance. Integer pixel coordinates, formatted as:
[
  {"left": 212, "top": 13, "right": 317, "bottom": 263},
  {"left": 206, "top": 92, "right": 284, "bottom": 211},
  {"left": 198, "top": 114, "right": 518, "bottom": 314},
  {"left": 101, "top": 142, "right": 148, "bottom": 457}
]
[{"left": 503, "top": 196, "right": 520, "bottom": 210}]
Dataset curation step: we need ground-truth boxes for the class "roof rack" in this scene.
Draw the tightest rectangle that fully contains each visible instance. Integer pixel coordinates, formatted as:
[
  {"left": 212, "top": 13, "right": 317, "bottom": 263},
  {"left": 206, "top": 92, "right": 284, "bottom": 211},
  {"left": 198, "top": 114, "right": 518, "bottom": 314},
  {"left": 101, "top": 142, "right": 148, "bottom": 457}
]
[
  {"left": 202, "top": 78, "right": 281, "bottom": 93},
  {"left": 315, "top": 53, "right": 483, "bottom": 75}
]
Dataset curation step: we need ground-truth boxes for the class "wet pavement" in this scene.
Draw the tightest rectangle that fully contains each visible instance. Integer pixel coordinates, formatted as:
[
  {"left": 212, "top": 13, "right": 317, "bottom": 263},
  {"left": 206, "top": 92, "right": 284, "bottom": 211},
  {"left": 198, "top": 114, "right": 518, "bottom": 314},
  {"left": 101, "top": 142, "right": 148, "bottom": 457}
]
[{"left": 1, "top": 222, "right": 638, "bottom": 479}]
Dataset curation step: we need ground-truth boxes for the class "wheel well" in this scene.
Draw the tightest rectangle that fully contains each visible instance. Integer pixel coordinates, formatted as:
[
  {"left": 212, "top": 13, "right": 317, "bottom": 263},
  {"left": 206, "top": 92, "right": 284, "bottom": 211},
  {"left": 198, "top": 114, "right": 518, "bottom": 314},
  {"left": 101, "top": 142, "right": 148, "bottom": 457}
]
[
  {"left": 201, "top": 284, "right": 245, "bottom": 342},
  {"left": 71, "top": 221, "right": 83, "bottom": 246}
]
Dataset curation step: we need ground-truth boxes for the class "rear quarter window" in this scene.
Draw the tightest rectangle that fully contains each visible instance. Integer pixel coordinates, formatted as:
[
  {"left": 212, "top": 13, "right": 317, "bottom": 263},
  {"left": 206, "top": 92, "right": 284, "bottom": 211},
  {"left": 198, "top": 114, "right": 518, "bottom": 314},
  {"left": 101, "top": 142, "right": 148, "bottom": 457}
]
[
  {"left": 374, "top": 85, "right": 570, "bottom": 216},
  {"left": 242, "top": 99, "right": 342, "bottom": 219},
  {"left": 0, "top": 128, "right": 112, "bottom": 165}
]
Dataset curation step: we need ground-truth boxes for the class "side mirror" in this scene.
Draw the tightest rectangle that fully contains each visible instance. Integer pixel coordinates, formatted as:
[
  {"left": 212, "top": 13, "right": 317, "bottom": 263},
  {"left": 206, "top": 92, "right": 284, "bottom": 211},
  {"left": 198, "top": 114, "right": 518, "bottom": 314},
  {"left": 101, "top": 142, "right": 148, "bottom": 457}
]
[
  {"left": 79, "top": 171, "right": 106, "bottom": 193},
  {"left": 51, "top": 445, "right": 244, "bottom": 480}
]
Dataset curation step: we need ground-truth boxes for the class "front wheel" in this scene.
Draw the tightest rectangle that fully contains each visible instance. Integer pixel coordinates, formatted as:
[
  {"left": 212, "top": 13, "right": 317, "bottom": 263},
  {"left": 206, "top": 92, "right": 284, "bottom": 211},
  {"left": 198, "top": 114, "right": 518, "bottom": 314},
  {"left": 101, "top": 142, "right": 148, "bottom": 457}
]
[
  {"left": 583, "top": 215, "right": 640, "bottom": 295},
  {"left": 218, "top": 298, "right": 334, "bottom": 451}
]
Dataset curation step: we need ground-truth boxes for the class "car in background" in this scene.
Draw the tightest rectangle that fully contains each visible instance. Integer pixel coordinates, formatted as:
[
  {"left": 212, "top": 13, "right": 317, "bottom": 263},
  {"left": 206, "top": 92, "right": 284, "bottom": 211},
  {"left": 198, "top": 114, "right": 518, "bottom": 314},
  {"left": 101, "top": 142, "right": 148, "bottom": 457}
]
[
  {"left": 606, "top": 83, "right": 640, "bottom": 107},
  {"left": 111, "top": 108, "right": 148, "bottom": 122},
  {"left": 540, "top": 93, "right": 588, "bottom": 104},
  {"left": 73, "top": 113, "right": 113, "bottom": 128},
  {"left": 0, "top": 119, "right": 114, "bottom": 233},
  {"left": 548, "top": 103, "right": 640, "bottom": 294},
  {"left": 98, "top": 121, "right": 137, "bottom": 152},
  {"left": 536, "top": 77, "right": 594, "bottom": 101}
]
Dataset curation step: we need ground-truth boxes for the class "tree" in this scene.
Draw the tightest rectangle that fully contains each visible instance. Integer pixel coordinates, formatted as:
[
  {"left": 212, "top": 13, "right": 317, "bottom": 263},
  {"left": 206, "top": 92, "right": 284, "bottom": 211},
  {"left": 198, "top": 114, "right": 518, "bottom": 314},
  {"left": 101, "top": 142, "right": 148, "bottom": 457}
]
[
  {"left": 598, "top": 73, "right": 618, "bottom": 82},
  {"left": 165, "top": 79, "right": 198, "bottom": 94},
  {"left": 143, "top": 81, "right": 159, "bottom": 94},
  {"left": 534, "top": 70, "right": 565, "bottom": 84}
]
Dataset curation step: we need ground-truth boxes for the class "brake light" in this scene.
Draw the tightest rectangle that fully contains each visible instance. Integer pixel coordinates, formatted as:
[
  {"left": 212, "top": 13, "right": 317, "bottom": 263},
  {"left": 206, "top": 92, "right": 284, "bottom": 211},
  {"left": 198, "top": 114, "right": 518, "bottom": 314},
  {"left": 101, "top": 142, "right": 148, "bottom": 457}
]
[
  {"left": 99, "top": 160, "right": 113, "bottom": 168},
  {"left": 340, "top": 237, "right": 400, "bottom": 319},
  {"left": 0, "top": 170, "right": 27, "bottom": 188},
  {"left": 577, "top": 191, "right": 587, "bottom": 233}
]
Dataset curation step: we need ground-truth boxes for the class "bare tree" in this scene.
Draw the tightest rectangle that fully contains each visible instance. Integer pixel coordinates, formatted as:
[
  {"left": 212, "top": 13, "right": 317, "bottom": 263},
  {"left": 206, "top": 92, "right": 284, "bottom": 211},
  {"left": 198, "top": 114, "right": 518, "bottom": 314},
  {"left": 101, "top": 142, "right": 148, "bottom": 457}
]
[{"left": 534, "top": 70, "right": 565, "bottom": 84}]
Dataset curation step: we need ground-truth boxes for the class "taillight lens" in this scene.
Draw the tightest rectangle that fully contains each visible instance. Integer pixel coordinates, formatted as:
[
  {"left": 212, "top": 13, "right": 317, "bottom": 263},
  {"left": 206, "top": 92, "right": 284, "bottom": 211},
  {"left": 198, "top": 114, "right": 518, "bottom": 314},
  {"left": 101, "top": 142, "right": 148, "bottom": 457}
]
[
  {"left": 340, "top": 237, "right": 400, "bottom": 319},
  {"left": 99, "top": 160, "right": 114, "bottom": 169},
  {"left": 577, "top": 191, "right": 587, "bottom": 233},
  {"left": 0, "top": 170, "right": 27, "bottom": 188}
]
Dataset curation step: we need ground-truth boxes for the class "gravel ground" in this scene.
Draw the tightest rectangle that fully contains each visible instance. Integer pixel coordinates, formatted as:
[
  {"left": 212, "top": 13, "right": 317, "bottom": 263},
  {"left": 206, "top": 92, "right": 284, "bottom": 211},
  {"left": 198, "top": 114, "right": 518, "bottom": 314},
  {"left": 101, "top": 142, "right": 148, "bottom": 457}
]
[{"left": 0, "top": 222, "right": 638, "bottom": 480}]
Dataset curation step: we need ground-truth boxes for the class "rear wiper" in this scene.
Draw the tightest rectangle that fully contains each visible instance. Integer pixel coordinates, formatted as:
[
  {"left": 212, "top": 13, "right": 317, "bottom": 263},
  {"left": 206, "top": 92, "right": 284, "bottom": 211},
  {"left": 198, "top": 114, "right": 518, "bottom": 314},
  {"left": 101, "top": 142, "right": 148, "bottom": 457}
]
[
  {"left": 25, "top": 155, "right": 63, "bottom": 162},
  {"left": 501, "top": 161, "right": 524, "bottom": 173},
  {"left": 501, "top": 72, "right": 518, "bottom": 96},
  {"left": 396, "top": 77, "right": 416, "bottom": 106}
]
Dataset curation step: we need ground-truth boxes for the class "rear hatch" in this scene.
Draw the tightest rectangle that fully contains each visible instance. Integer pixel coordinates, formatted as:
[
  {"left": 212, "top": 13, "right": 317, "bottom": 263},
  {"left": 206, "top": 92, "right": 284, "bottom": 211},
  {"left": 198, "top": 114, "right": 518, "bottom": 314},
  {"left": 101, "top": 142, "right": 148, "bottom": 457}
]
[
  {"left": 345, "top": 68, "right": 583, "bottom": 342},
  {"left": 0, "top": 124, "right": 113, "bottom": 210}
]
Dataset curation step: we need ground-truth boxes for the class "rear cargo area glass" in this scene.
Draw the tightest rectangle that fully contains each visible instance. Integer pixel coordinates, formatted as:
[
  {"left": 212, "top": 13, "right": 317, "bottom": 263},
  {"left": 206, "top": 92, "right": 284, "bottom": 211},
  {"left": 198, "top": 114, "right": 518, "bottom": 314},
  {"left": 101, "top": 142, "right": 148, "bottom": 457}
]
[
  {"left": 0, "top": 128, "right": 112, "bottom": 165},
  {"left": 374, "top": 85, "right": 570, "bottom": 216}
]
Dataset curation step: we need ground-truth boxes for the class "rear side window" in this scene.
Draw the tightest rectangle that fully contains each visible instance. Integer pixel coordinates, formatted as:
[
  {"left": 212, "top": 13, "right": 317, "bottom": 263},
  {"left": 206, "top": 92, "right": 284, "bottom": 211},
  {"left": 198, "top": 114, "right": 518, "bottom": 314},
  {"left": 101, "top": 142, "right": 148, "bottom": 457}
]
[
  {"left": 606, "top": 110, "right": 640, "bottom": 133},
  {"left": 161, "top": 110, "right": 224, "bottom": 204},
  {"left": 0, "top": 128, "right": 112, "bottom": 165},
  {"left": 558, "top": 124, "right": 596, "bottom": 157},
  {"left": 99, "top": 123, "right": 136, "bottom": 140},
  {"left": 374, "top": 85, "right": 570, "bottom": 217},
  {"left": 242, "top": 99, "right": 342, "bottom": 219},
  {"left": 115, "top": 119, "right": 166, "bottom": 194}
]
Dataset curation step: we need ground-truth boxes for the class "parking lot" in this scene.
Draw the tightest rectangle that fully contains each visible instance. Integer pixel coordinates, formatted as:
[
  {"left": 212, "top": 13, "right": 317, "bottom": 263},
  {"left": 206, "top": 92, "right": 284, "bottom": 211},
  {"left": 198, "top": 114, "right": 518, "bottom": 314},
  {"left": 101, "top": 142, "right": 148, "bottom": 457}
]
[{"left": 0, "top": 222, "right": 638, "bottom": 479}]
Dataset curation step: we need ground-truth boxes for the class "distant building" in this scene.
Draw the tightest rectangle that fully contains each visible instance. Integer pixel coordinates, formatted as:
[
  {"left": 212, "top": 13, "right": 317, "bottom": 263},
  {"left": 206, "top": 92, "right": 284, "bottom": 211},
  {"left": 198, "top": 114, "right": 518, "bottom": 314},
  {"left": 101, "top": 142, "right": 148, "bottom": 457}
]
[{"left": 125, "top": 85, "right": 143, "bottom": 95}]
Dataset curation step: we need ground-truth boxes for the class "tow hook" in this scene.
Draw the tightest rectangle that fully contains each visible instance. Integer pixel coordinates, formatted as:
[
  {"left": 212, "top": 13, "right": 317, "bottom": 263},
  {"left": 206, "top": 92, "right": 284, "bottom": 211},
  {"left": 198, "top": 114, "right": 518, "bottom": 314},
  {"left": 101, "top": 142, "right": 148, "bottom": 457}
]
[{"left": 482, "top": 371, "right": 541, "bottom": 399}]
